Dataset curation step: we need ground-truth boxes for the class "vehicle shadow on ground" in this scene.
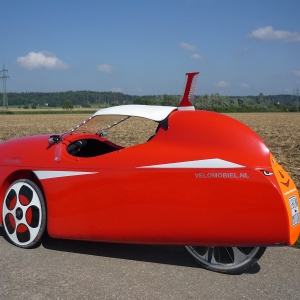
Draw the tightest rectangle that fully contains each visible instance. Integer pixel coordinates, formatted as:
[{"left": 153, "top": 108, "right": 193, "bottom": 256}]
[{"left": 0, "top": 227, "right": 260, "bottom": 275}]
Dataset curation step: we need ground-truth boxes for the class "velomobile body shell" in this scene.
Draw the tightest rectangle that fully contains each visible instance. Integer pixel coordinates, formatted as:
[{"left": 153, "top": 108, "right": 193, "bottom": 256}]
[{"left": 0, "top": 108, "right": 299, "bottom": 246}]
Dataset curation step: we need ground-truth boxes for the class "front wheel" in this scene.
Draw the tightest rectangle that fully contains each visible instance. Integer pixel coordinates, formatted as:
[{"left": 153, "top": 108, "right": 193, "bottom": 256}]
[
  {"left": 2, "top": 179, "right": 46, "bottom": 249},
  {"left": 185, "top": 246, "right": 266, "bottom": 274}
]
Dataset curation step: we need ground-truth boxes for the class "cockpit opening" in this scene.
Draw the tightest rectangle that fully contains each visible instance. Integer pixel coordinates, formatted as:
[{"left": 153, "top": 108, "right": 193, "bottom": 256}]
[{"left": 67, "top": 139, "right": 121, "bottom": 157}]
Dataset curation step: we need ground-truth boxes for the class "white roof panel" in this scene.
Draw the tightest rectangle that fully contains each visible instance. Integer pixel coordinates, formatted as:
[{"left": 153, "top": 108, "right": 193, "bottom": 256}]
[{"left": 93, "top": 105, "right": 177, "bottom": 121}]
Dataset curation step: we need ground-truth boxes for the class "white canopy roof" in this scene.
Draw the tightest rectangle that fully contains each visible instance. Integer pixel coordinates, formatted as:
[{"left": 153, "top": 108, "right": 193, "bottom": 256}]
[{"left": 93, "top": 105, "right": 177, "bottom": 122}]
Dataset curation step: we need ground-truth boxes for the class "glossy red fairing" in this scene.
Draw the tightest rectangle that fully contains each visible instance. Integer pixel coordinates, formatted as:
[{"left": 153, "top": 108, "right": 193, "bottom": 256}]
[{"left": 0, "top": 75, "right": 299, "bottom": 247}]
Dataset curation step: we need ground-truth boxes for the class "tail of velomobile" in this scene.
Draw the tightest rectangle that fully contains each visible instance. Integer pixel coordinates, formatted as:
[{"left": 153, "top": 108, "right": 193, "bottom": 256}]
[{"left": 178, "top": 72, "right": 299, "bottom": 246}]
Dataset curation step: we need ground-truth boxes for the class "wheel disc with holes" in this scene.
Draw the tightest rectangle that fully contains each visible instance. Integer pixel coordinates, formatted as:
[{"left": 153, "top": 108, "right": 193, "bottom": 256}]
[
  {"left": 185, "top": 246, "right": 266, "bottom": 274},
  {"left": 2, "top": 179, "right": 46, "bottom": 248}
]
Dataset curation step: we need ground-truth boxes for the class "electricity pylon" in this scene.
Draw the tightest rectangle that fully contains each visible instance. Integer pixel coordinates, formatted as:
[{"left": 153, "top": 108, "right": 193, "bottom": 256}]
[{"left": 0, "top": 64, "right": 9, "bottom": 110}]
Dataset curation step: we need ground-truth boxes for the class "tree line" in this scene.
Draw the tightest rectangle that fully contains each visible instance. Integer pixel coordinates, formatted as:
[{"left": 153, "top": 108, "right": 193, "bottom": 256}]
[
  {"left": 1, "top": 91, "right": 299, "bottom": 112},
  {"left": 133, "top": 93, "right": 299, "bottom": 112},
  {"left": 2, "top": 91, "right": 129, "bottom": 108}
]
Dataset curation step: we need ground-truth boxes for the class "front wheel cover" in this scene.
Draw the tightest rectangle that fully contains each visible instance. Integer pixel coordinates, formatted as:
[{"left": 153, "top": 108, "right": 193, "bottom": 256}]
[
  {"left": 2, "top": 179, "right": 46, "bottom": 249},
  {"left": 185, "top": 246, "right": 267, "bottom": 274}
]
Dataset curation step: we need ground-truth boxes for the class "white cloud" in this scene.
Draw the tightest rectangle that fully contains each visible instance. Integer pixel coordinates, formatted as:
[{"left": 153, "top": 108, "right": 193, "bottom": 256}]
[
  {"left": 238, "top": 83, "right": 250, "bottom": 88},
  {"left": 213, "top": 80, "right": 230, "bottom": 88},
  {"left": 16, "top": 51, "right": 69, "bottom": 70},
  {"left": 190, "top": 53, "right": 203, "bottom": 60},
  {"left": 110, "top": 87, "right": 123, "bottom": 93},
  {"left": 248, "top": 26, "right": 300, "bottom": 43},
  {"left": 179, "top": 42, "right": 197, "bottom": 51},
  {"left": 136, "top": 87, "right": 143, "bottom": 93},
  {"left": 97, "top": 64, "right": 116, "bottom": 73},
  {"left": 292, "top": 70, "right": 300, "bottom": 77}
]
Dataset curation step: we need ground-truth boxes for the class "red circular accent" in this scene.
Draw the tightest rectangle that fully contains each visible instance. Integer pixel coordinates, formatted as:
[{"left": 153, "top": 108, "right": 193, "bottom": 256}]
[
  {"left": 26, "top": 207, "right": 33, "bottom": 224},
  {"left": 8, "top": 214, "right": 16, "bottom": 229},
  {"left": 17, "top": 223, "right": 28, "bottom": 233},
  {"left": 19, "top": 195, "right": 30, "bottom": 206},
  {"left": 8, "top": 196, "right": 17, "bottom": 210}
]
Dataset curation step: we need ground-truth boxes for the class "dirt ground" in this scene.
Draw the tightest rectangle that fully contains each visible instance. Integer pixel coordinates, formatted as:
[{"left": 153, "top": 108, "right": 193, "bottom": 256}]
[
  {"left": 0, "top": 112, "right": 299, "bottom": 188},
  {"left": 226, "top": 113, "right": 300, "bottom": 190}
]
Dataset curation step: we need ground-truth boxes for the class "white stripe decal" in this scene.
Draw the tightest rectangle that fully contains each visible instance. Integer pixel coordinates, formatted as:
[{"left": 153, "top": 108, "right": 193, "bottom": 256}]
[
  {"left": 138, "top": 159, "right": 245, "bottom": 169},
  {"left": 33, "top": 171, "right": 98, "bottom": 180}
]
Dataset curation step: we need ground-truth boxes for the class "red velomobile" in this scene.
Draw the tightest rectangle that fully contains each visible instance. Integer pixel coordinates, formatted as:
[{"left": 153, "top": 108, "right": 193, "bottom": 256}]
[{"left": 0, "top": 72, "right": 299, "bottom": 274}]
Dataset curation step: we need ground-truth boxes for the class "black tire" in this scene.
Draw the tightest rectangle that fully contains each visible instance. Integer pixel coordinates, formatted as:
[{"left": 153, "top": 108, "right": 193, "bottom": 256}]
[
  {"left": 2, "top": 179, "right": 46, "bottom": 249},
  {"left": 185, "top": 246, "right": 266, "bottom": 274}
]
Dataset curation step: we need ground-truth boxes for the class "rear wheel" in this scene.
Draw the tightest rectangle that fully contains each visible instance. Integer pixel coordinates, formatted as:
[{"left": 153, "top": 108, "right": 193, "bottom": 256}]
[
  {"left": 185, "top": 246, "right": 266, "bottom": 274},
  {"left": 2, "top": 179, "right": 46, "bottom": 248}
]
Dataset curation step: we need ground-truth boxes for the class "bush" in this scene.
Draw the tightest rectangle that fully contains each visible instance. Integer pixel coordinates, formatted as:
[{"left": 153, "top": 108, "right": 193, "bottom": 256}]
[{"left": 62, "top": 99, "right": 73, "bottom": 110}]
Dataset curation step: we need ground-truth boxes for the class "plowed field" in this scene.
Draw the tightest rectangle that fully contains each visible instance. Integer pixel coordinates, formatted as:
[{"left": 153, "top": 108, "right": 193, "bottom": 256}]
[
  {"left": 0, "top": 112, "right": 299, "bottom": 188},
  {"left": 227, "top": 113, "right": 300, "bottom": 190}
]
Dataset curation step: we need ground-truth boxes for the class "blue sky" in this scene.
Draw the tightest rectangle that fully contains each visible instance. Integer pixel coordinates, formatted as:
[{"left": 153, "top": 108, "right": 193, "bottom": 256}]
[{"left": 1, "top": 0, "right": 300, "bottom": 96}]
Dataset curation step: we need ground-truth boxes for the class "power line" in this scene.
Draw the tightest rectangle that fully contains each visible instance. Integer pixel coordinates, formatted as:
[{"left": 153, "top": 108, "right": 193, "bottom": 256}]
[{"left": 0, "top": 64, "right": 9, "bottom": 111}]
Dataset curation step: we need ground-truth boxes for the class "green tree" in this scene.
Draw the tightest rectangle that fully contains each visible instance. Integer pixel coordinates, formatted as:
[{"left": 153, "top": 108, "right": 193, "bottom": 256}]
[
  {"left": 258, "top": 93, "right": 264, "bottom": 104},
  {"left": 161, "top": 94, "right": 180, "bottom": 106},
  {"left": 62, "top": 99, "right": 73, "bottom": 110},
  {"left": 82, "top": 102, "right": 91, "bottom": 108},
  {"left": 134, "top": 97, "right": 158, "bottom": 105}
]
